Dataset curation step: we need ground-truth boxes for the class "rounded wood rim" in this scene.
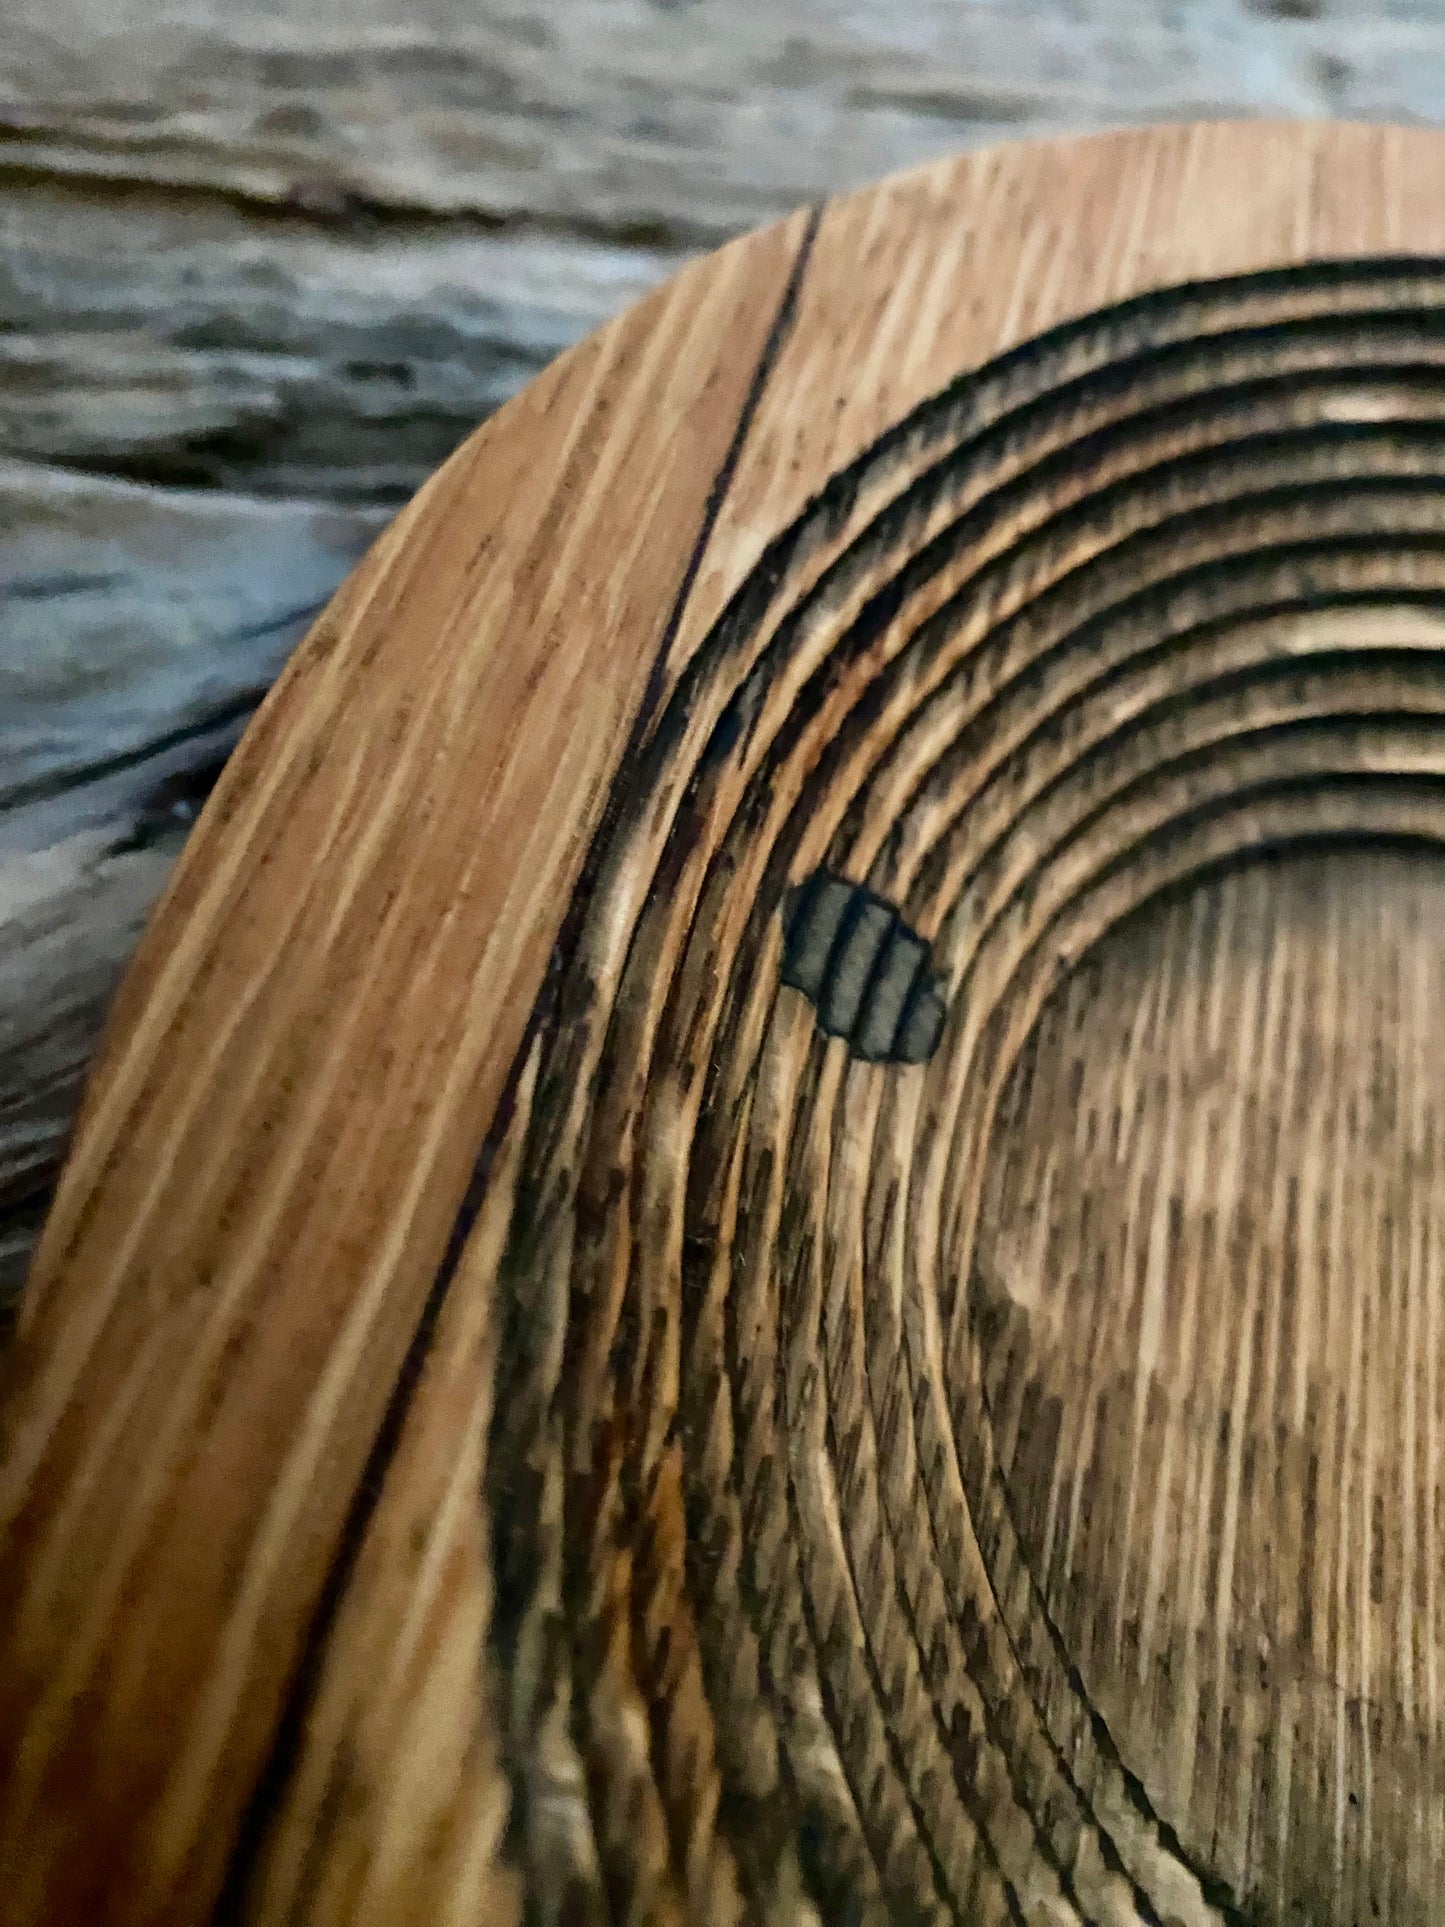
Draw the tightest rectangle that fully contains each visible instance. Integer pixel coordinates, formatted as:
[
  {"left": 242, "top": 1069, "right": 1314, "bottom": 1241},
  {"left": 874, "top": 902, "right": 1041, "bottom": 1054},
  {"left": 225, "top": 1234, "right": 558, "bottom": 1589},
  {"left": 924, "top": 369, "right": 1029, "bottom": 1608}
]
[{"left": 6, "top": 121, "right": 1445, "bottom": 1924}]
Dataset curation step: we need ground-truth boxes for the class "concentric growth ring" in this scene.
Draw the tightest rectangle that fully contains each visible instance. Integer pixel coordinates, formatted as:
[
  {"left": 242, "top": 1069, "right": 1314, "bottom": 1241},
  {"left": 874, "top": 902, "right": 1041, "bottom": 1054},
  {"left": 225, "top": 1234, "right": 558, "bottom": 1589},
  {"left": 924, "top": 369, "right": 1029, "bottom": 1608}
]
[{"left": 479, "top": 260, "right": 1445, "bottom": 1925}]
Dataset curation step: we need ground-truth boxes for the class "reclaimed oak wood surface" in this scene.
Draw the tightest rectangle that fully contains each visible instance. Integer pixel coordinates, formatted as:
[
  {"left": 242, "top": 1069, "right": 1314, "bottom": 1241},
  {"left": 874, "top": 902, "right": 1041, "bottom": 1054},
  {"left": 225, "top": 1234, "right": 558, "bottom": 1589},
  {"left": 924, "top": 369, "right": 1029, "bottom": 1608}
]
[
  {"left": 7, "top": 0, "right": 1445, "bottom": 1305},
  {"left": 8, "top": 120, "right": 1445, "bottom": 1925}
]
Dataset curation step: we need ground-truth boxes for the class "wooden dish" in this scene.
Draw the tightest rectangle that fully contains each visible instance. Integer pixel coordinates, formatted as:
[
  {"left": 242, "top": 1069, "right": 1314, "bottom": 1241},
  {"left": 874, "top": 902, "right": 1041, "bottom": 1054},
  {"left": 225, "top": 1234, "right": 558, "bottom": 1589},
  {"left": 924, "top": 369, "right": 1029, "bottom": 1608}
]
[{"left": 5, "top": 122, "right": 1445, "bottom": 1926}]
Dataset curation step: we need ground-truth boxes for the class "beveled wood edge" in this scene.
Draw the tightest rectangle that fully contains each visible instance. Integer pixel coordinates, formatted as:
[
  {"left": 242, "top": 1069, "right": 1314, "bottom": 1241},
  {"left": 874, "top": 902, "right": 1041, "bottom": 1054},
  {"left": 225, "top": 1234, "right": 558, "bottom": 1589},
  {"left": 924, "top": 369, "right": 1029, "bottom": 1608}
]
[
  {"left": 0, "top": 196, "right": 815, "bottom": 1925},
  {"left": 7, "top": 121, "right": 1445, "bottom": 1926}
]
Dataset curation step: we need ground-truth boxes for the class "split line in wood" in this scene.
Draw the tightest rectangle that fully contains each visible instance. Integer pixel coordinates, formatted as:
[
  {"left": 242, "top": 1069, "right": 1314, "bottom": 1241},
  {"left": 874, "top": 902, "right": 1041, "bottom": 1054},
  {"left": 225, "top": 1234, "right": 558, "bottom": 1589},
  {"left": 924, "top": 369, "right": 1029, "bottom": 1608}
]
[{"left": 6, "top": 121, "right": 1445, "bottom": 1924}]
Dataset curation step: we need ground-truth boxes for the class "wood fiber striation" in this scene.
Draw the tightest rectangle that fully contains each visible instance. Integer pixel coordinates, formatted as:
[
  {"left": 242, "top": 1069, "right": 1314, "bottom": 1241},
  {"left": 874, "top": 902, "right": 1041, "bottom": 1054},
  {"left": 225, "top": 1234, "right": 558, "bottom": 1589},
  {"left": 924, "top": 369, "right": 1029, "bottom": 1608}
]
[
  {"left": 456, "top": 256, "right": 1445, "bottom": 1924},
  {"left": 14, "top": 128, "right": 1445, "bottom": 1927}
]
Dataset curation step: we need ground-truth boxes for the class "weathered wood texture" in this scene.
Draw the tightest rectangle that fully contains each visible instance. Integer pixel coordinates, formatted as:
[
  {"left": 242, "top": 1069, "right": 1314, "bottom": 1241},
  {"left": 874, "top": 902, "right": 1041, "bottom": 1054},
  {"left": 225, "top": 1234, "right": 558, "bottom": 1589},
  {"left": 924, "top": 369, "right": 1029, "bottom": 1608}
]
[
  {"left": 9, "top": 120, "right": 1445, "bottom": 1925},
  {"left": 5, "top": 0, "right": 1445, "bottom": 1302}
]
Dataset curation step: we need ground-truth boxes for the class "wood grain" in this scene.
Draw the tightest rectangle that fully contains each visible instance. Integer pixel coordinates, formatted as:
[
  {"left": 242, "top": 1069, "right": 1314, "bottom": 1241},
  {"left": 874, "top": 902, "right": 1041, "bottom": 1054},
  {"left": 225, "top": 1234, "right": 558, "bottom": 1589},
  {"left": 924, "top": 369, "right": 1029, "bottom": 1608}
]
[
  {"left": 9, "top": 122, "right": 1445, "bottom": 1924},
  {"left": 9, "top": 0, "right": 1445, "bottom": 1303},
  {"left": 977, "top": 848, "right": 1445, "bottom": 1925},
  {"left": 0, "top": 202, "right": 811, "bottom": 1925}
]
